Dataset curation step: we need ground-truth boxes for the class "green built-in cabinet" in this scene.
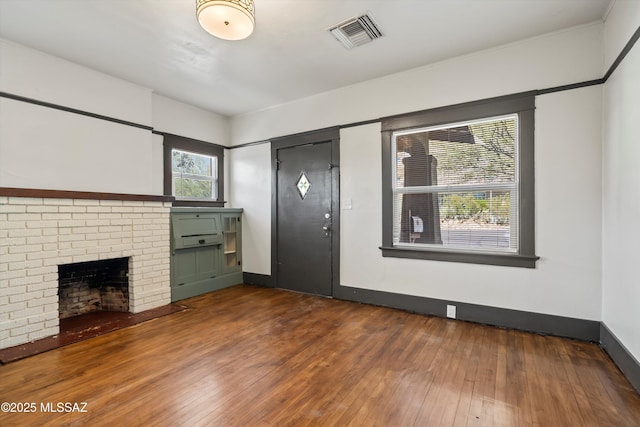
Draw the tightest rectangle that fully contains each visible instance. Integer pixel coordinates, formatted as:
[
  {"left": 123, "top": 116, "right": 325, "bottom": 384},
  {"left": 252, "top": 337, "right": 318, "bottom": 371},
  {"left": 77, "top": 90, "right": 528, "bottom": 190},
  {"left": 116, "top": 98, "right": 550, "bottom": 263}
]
[{"left": 170, "top": 207, "right": 243, "bottom": 302}]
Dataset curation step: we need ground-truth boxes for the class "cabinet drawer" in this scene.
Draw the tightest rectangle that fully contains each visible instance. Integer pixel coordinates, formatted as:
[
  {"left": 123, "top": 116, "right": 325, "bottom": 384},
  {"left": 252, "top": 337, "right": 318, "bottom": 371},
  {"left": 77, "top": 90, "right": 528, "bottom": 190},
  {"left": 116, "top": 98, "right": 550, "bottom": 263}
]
[{"left": 178, "top": 233, "right": 222, "bottom": 249}]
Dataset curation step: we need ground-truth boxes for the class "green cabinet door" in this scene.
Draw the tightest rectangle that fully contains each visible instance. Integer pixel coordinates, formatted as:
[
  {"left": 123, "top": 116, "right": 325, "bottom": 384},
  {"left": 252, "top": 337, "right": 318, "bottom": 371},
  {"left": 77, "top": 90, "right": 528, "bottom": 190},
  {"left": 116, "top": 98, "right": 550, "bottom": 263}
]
[{"left": 172, "top": 245, "right": 220, "bottom": 287}]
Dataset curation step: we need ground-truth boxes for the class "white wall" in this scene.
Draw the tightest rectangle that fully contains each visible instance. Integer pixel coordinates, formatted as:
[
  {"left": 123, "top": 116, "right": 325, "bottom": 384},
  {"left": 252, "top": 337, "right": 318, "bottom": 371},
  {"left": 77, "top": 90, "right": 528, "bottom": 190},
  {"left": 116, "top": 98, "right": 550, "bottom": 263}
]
[
  {"left": 152, "top": 93, "right": 229, "bottom": 146},
  {"left": 230, "top": 23, "right": 603, "bottom": 146},
  {"left": 0, "top": 97, "right": 157, "bottom": 194},
  {"left": 0, "top": 38, "right": 152, "bottom": 126},
  {"left": 228, "top": 144, "right": 271, "bottom": 275},
  {"left": 228, "top": 23, "right": 606, "bottom": 319},
  {"left": 603, "top": 0, "right": 640, "bottom": 71},
  {"left": 0, "top": 39, "right": 229, "bottom": 196},
  {"left": 602, "top": 1, "right": 640, "bottom": 360},
  {"left": 0, "top": 38, "right": 159, "bottom": 194},
  {"left": 340, "top": 86, "right": 602, "bottom": 319}
]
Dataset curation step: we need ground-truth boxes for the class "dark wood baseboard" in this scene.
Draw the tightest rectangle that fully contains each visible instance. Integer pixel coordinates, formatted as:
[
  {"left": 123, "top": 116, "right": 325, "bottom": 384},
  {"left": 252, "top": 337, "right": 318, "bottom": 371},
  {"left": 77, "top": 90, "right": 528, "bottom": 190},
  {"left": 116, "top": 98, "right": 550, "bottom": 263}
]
[
  {"left": 243, "top": 272, "right": 274, "bottom": 288},
  {"left": 334, "top": 285, "right": 600, "bottom": 342},
  {"left": 256, "top": 273, "right": 601, "bottom": 342},
  {"left": 601, "top": 322, "right": 640, "bottom": 394}
]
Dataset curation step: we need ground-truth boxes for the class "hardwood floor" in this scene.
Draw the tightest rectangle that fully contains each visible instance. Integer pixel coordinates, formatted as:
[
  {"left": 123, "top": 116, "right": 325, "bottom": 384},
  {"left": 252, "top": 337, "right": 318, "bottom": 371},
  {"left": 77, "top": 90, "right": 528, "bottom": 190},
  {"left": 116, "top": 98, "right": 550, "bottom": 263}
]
[
  {"left": 1, "top": 285, "right": 639, "bottom": 426},
  {"left": 0, "top": 303, "right": 187, "bottom": 364}
]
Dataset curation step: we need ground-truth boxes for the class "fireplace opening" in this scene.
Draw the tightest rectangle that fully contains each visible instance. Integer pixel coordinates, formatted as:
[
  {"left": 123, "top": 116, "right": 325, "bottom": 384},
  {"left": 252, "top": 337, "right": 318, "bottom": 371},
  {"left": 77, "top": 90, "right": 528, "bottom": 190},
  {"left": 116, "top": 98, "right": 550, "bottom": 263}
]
[{"left": 58, "top": 257, "right": 130, "bottom": 319}]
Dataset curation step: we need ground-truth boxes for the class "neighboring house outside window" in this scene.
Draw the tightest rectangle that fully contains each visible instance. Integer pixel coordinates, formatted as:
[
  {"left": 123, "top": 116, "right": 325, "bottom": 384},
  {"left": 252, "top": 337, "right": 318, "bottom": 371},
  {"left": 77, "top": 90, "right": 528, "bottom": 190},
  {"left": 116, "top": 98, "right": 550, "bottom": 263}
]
[{"left": 380, "top": 93, "right": 538, "bottom": 268}]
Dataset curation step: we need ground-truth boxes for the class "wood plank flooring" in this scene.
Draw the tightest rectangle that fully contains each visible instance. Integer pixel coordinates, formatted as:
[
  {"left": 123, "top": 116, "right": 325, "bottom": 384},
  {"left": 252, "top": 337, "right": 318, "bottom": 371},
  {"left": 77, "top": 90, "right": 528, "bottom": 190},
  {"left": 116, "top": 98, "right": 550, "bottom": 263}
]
[
  {"left": 0, "top": 303, "right": 187, "bottom": 364},
  {"left": 0, "top": 284, "right": 639, "bottom": 426}
]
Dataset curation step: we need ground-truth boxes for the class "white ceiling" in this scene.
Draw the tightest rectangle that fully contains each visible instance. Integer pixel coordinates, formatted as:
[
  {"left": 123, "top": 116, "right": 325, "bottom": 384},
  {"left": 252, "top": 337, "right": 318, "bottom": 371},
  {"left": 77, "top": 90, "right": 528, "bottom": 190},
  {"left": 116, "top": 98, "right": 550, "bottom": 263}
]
[{"left": 0, "top": 0, "right": 612, "bottom": 117}]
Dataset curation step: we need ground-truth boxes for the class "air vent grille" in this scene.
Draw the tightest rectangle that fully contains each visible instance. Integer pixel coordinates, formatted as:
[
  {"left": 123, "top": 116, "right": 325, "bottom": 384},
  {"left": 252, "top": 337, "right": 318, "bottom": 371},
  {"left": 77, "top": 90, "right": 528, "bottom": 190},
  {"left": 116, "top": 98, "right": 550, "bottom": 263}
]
[{"left": 329, "top": 13, "right": 383, "bottom": 49}]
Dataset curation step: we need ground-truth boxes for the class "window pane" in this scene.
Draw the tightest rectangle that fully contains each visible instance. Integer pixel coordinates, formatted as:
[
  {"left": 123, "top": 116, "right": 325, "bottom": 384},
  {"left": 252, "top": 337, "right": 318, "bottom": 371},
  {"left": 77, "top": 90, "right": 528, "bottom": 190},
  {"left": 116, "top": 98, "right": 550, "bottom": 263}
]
[
  {"left": 393, "top": 191, "right": 517, "bottom": 251},
  {"left": 392, "top": 115, "right": 518, "bottom": 253},
  {"left": 173, "top": 177, "right": 213, "bottom": 199},
  {"left": 172, "top": 150, "right": 213, "bottom": 175},
  {"left": 171, "top": 149, "right": 217, "bottom": 200},
  {"left": 394, "top": 116, "right": 516, "bottom": 189}
]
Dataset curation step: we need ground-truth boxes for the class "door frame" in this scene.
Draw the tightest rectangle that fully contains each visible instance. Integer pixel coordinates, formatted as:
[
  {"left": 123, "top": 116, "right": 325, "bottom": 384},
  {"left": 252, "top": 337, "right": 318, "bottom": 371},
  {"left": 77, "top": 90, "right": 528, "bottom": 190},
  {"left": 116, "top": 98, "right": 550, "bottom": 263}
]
[{"left": 271, "top": 127, "right": 340, "bottom": 296}]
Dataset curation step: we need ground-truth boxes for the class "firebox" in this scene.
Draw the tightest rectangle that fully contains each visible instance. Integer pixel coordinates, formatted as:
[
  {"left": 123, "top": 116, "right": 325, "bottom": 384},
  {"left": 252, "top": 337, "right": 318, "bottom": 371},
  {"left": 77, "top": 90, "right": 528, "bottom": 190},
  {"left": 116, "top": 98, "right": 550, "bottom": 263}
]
[{"left": 58, "top": 257, "right": 130, "bottom": 319}]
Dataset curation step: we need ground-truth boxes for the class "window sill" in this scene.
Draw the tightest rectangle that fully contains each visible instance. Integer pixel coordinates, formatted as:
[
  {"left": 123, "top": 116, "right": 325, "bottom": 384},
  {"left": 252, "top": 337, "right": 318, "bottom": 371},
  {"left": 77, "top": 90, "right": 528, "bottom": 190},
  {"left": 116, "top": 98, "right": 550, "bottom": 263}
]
[
  {"left": 379, "top": 246, "right": 539, "bottom": 268},
  {"left": 172, "top": 199, "right": 226, "bottom": 208}
]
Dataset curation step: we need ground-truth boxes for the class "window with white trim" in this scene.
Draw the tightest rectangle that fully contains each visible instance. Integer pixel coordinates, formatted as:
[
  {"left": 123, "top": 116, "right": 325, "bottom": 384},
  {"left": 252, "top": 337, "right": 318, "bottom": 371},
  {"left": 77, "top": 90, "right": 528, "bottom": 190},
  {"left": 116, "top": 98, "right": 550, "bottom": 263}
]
[
  {"left": 171, "top": 149, "right": 218, "bottom": 200},
  {"left": 381, "top": 93, "right": 538, "bottom": 268}
]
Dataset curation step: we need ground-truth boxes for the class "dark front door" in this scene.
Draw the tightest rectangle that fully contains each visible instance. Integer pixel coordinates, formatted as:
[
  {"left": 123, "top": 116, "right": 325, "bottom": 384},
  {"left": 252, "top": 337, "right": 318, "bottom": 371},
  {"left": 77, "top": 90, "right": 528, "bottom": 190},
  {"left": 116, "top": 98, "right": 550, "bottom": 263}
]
[{"left": 275, "top": 138, "right": 335, "bottom": 296}]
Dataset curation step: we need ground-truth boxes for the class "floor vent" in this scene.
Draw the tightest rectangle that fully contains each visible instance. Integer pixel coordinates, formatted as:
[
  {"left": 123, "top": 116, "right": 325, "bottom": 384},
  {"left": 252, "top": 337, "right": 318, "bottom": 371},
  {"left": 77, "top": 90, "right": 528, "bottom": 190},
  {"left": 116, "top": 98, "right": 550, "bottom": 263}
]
[{"left": 329, "top": 13, "right": 383, "bottom": 49}]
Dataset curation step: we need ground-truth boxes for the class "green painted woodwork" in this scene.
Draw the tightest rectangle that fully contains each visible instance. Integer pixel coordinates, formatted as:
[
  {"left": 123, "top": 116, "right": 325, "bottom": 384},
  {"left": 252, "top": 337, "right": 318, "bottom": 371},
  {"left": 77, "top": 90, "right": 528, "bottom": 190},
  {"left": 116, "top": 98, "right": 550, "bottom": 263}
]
[{"left": 170, "top": 207, "right": 243, "bottom": 302}]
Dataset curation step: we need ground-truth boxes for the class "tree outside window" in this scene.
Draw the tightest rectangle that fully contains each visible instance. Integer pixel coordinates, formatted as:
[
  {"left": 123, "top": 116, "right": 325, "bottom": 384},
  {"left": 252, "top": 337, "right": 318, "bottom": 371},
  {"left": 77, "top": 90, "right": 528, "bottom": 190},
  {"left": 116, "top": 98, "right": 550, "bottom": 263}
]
[
  {"left": 172, "top": 149, "right": 217, "bottom": 200},
  {"left": 381, "top": 93, "right": 538, "bottom": 268}
]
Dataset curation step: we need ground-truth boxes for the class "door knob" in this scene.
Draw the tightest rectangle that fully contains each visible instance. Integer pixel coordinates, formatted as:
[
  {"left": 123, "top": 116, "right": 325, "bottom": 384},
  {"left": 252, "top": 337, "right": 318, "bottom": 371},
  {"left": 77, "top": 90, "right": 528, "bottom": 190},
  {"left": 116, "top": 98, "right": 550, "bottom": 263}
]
[{"left": 322, "top": 225, "right": 331, "bottom": 237}]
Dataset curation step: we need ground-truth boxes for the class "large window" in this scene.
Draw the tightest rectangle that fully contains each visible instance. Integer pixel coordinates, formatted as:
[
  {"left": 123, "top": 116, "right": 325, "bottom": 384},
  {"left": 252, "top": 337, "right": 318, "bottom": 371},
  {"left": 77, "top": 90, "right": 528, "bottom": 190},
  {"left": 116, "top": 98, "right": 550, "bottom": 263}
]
[
  {"left": 381, "top": 93, "right": 538, "bottom": 268},
  {"left": 163, "top": 133, "right": 224, "bottom": 206}
]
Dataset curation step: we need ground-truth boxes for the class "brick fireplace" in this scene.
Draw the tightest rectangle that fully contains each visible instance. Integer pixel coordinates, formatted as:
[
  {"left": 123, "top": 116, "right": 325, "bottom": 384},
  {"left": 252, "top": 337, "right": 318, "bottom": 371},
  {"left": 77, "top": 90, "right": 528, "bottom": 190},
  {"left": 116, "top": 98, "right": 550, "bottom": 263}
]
[{"left": 0, "top": 190, "right": 172, "bottom": 350}]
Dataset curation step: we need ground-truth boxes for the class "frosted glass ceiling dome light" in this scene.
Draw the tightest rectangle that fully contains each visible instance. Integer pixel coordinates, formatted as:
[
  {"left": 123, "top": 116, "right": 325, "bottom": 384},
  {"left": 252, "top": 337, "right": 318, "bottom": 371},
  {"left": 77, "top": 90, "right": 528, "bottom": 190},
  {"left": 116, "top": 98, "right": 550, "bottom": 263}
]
[{"left": 196, "top": 0, "right": 255, "bottom": 41}]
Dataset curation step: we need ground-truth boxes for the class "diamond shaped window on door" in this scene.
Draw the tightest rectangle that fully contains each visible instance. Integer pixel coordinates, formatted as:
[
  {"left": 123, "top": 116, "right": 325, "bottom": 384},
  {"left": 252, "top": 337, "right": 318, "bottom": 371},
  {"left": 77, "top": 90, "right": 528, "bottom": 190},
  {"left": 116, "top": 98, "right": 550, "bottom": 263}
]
[{"left": 296, "top": 171, "right": 311, "bottom": 200}]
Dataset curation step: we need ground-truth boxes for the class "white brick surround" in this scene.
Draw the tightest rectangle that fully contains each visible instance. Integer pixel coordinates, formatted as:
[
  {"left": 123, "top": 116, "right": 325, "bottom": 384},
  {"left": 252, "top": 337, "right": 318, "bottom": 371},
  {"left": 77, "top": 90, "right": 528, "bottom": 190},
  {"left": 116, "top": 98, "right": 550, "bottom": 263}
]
[{"left": 0, "top": 195, "right": 172, "bottom": 350}]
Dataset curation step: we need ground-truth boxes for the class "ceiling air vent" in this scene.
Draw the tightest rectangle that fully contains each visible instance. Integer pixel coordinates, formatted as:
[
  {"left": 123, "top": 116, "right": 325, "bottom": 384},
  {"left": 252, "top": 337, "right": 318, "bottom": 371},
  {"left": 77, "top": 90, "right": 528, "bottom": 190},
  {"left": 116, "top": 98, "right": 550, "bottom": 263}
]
[{"left": 329, "top": 13, "right": 383, "bottom": 49}]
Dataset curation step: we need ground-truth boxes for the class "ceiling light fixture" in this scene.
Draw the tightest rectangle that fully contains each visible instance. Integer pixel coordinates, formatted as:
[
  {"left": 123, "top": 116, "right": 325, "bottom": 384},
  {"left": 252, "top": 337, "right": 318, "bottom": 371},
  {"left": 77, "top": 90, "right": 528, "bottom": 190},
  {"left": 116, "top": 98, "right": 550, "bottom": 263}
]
[{"left": 196, "top": 0, "right": 255, "bottom": 41}]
